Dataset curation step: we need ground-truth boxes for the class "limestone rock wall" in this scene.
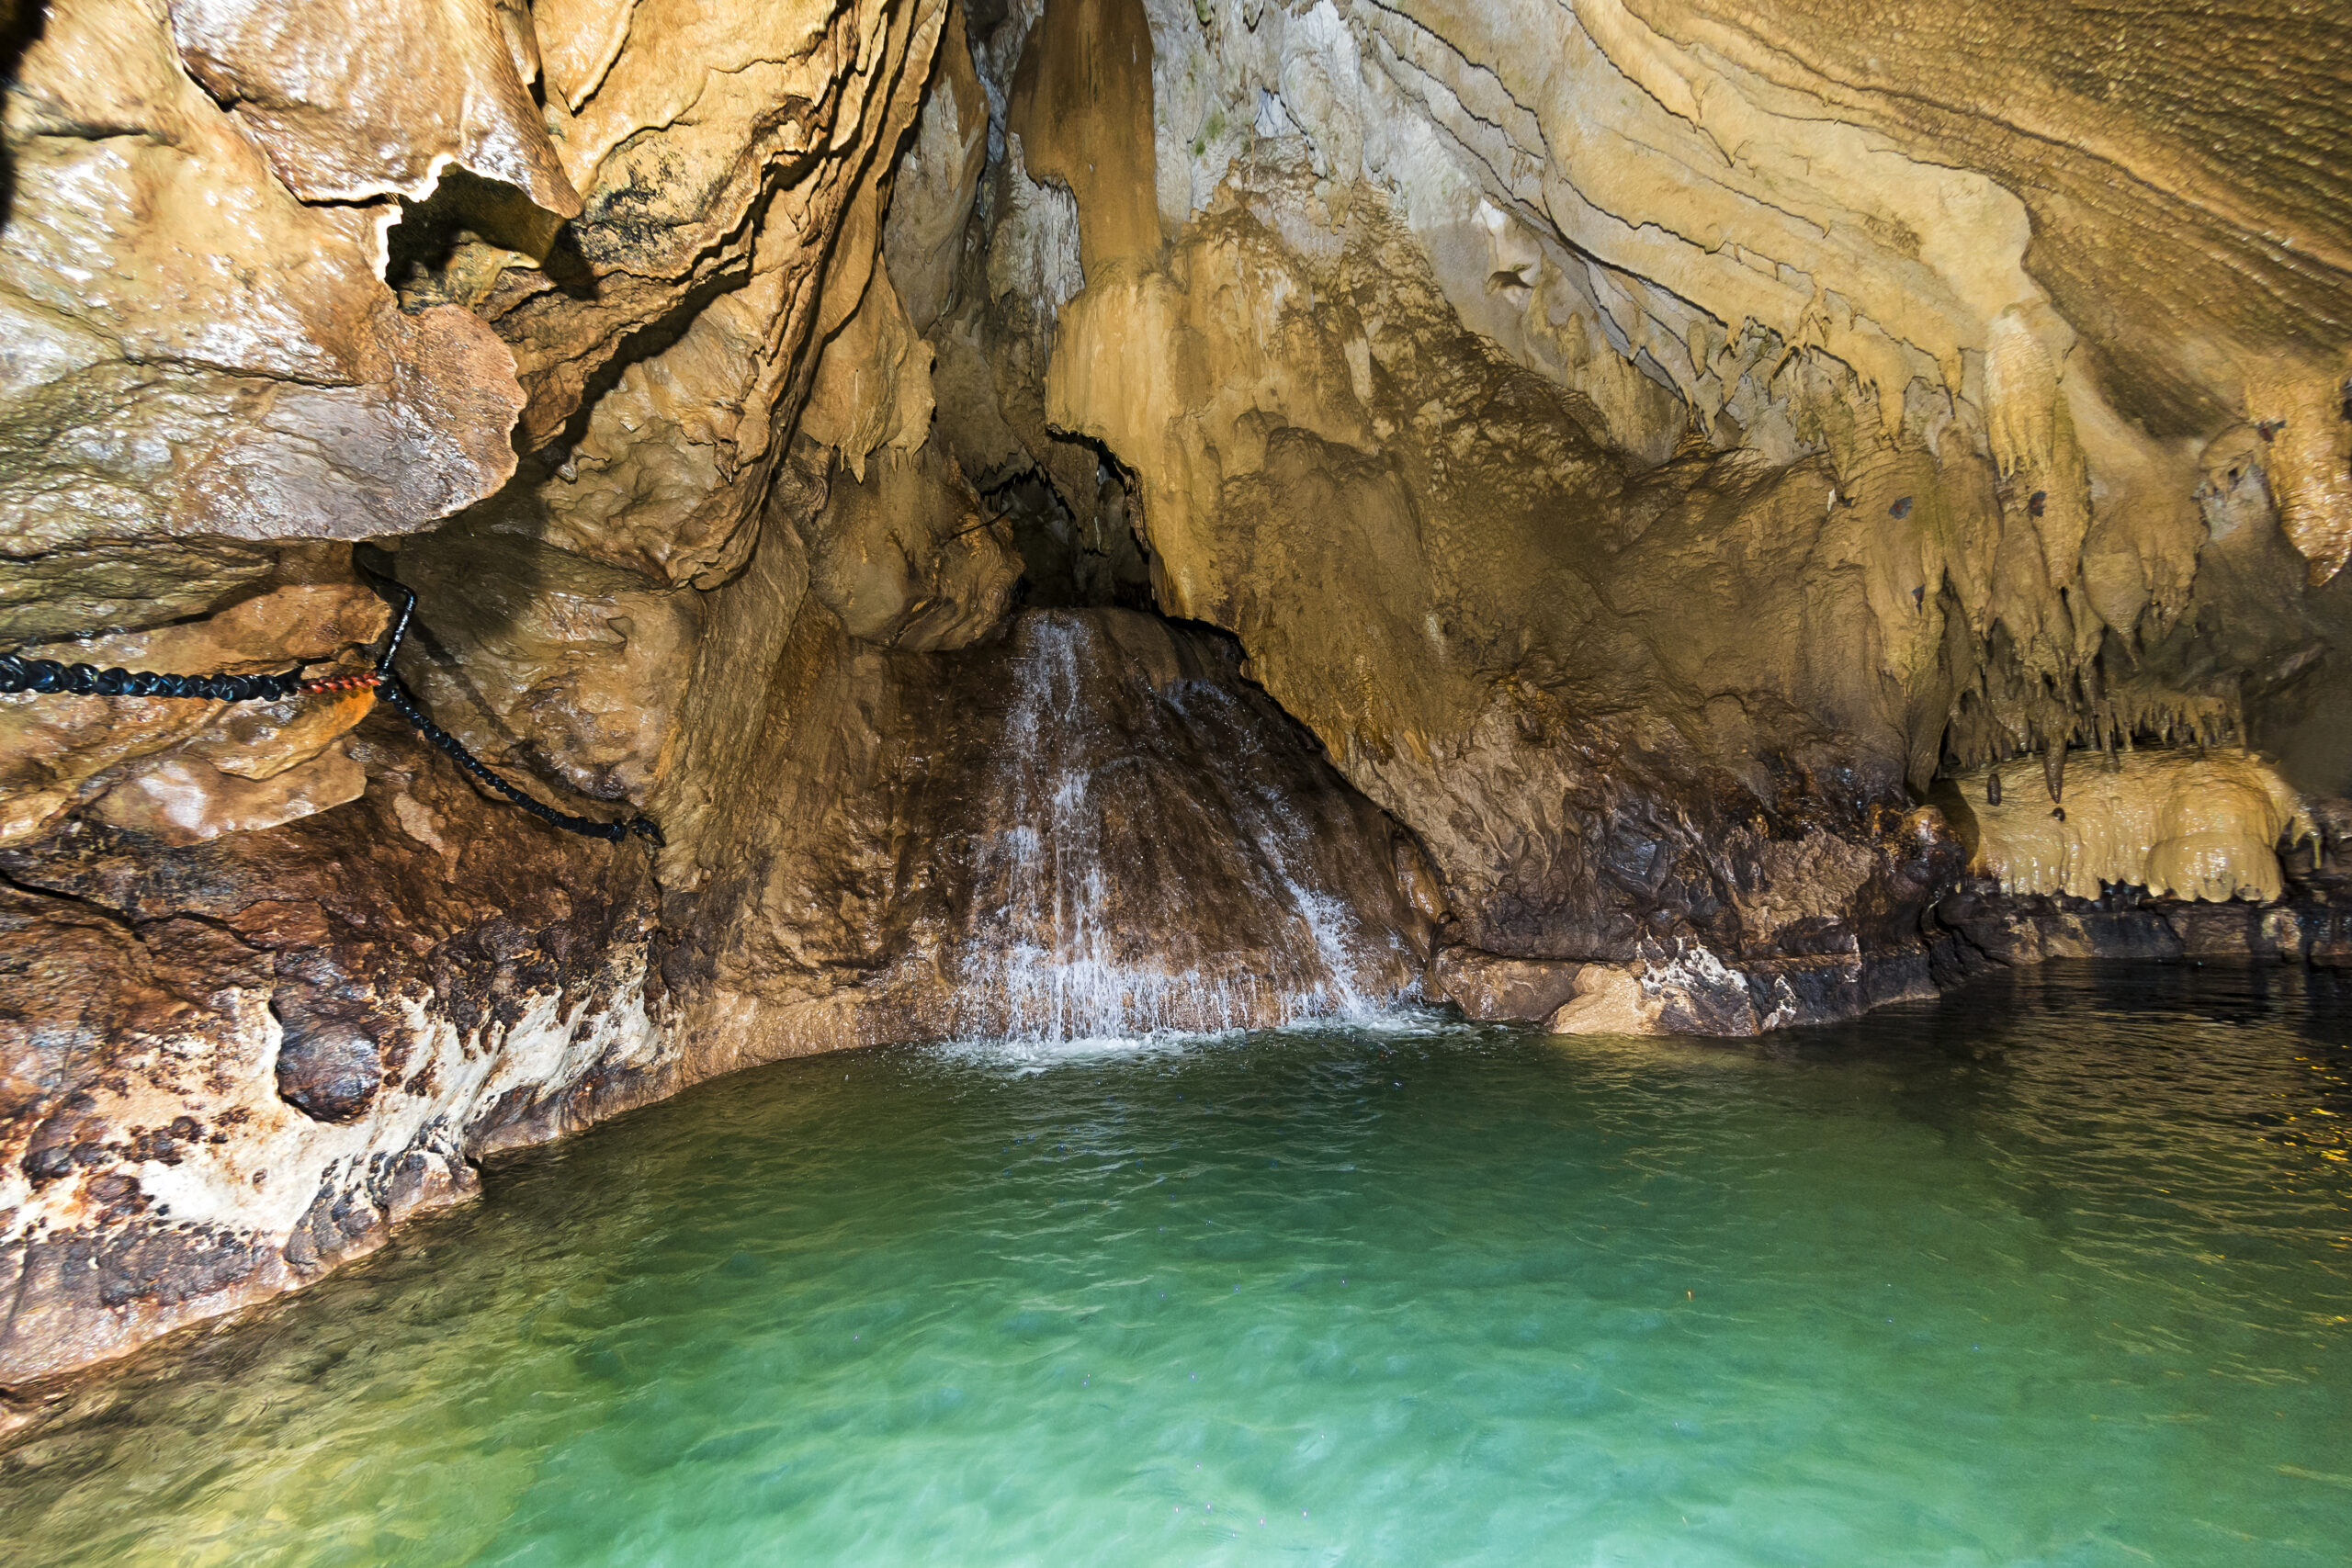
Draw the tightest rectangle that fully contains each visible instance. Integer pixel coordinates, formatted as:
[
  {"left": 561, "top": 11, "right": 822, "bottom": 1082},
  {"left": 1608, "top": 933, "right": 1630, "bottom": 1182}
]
[
  {"left": 3, "top": 0, "right": 951, "bottom": 818},
  {"left": 647, "top": 490, "right": 1424, "bottom": 1068},
  {"left": 0, "top": 0, "right": 961, "bottom": 1388},
  {"left": 1942, "top": 750, "right": 2314, "bottom": 907},
  {"left": 922, "top": 0, "right": 2352, "bottom": 1028},
  {"left": 0, "top": 715, "right": 663, "bottom": 1386}
]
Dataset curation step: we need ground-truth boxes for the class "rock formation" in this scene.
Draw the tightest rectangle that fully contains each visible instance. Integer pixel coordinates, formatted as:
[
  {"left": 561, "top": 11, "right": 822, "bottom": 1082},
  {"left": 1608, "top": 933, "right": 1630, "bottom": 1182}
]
[
  {"left": 2, "top": 0, "right": 2348, "bottom": 1384},
  {"left": 945, "top": 0, "right": 2352, "bottom": 1030},
  {"left": 1947, "top": 750, "right": 2313, "bottom": 907}
]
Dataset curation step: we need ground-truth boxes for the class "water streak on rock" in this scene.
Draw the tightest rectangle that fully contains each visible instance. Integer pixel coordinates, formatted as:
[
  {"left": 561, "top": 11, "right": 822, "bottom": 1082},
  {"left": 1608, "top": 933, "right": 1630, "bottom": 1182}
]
[{"left": 953, "top": 613, "right": 1403, "bottom": 1041}]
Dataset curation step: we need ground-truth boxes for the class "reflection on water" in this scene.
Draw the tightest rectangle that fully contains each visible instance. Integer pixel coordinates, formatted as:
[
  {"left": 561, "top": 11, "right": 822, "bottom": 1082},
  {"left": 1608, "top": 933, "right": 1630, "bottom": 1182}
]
[{"left": 3, "top": 964, "right": 2348, "bottom": 1566}]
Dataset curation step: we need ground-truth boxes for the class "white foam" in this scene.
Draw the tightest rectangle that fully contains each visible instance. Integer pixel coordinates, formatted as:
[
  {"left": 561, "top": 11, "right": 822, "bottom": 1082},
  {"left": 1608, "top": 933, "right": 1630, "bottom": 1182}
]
[{"left": 951, "top": 615, "right": 1409, "bottom": 1045}]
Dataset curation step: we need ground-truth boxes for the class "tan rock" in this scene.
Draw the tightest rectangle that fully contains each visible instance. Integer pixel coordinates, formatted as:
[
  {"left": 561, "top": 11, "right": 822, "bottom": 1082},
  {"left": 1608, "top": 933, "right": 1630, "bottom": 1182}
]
[
  {"left": 1046, "top": 158, "right": 1967, "bottom": 966},
  {"left": 534, "top": 0, "right": 641, "bottom": 109},
  {"left": 800, "top": 265, "right": 939, "bottom": 484},
  {"left": 1946, "top": 750, "right": 2312, "bottom": 904},
  {"left": 90, "top": 742, "right": 368, "bottom": 845},
  {"left": 2243, "top": 362, "right": 2352, "bottom": 585},
  {"left": 1426, "top": 948, "right": 1584, "bottom": 1023},
  {"left": 1009, "top": 0, "right": 1161, "bottom": 276},
  {"left": 1544, "top": 966, "right": 1665, "bottom": 1037},
  {"left": 389, "top": 529, "right": 702, "bottom": 807},
  {"left": 486, "top": 0, "right": 950, "bottom": 466},
  {"left": 0, "top": 540, "right": 276, "bottom": 649},
  {"left": 802, "top": 444, "right": 1022, "bottom": 652},
  {"left": 189, "top": 688, "right": 379, "bottom": 782},
  {"left": 0, "top": 585, "right": 388, "bottom": 845},
  {"left": 164, "top": 0, "right": 582, "bottom": 213},
  {"left": 1613, "top": 0, "right": 2352, "bottom": 481},
  {"left": 0, "top": 0, "right": 529, "bottom": 553}
]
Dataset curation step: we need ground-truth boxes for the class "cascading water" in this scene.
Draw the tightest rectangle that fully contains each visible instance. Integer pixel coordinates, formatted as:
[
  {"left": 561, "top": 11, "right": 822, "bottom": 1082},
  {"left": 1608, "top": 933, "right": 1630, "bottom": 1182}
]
[{"left": 949, "top": 612, "right": 1416, "bottom": 1041}]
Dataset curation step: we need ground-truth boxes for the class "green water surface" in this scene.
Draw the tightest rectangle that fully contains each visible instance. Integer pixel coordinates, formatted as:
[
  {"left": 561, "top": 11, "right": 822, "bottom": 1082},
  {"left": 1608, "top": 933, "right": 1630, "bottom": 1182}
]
[{"left": 4, "top": 964, "right": 2348, "bottom": 1566}]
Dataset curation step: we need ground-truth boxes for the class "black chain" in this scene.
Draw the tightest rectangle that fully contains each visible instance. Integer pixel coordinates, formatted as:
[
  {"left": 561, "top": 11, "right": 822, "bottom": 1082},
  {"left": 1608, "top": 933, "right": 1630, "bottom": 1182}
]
[
  {"left": 353, "top": 561, "right": 663, "bottom": 847},
  {"left": 0, "top": 654, "right": 304, "bottom": 702},
  {"left": 0, "top": 567, "right": 663, "bottom": 849},
  {"left": 375, "top": 671, "right": 662, "bottom": 845}
]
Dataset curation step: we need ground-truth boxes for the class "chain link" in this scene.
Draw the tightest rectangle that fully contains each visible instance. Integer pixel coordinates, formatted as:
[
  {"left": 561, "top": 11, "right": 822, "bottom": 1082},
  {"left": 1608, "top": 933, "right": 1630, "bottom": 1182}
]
[{"left": 1, "top": 570, "right": 663, "bottom": 848}]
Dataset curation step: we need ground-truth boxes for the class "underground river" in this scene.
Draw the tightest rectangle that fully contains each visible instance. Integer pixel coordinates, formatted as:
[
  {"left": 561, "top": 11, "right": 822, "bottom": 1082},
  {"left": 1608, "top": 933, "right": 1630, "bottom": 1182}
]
[{"left": 3, "top": 964, "right": 2346, "bottom": 1566}]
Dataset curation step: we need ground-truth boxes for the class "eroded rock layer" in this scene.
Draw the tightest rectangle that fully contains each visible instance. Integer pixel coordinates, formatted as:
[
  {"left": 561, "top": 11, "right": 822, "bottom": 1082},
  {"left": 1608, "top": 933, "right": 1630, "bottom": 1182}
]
[{"left": 0, "top": 715, "right": 662, "bottom": 1385}]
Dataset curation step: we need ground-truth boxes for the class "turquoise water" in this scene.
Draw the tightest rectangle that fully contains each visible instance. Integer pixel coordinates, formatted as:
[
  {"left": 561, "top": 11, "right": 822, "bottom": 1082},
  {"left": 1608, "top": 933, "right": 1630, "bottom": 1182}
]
[{"left": 4, "top": 965, "right": 2348, "bottom": 1566}]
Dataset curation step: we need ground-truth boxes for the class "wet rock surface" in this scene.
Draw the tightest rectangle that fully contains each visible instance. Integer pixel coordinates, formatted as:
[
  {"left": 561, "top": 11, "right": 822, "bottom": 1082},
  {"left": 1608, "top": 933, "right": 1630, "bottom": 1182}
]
[
  {"left": 945, "top": 0, "right": 2351, "bottom": 1038},
  {"left": 650, "top": 540, "right": 1430, "bottom": 1062},
  {"left": 1423, "top": 949, "right": 1585, "bottom": 1024},
  {"left": 0, "top": 715, "right": 663, "bottom": 1387},
  {"left": 1936, "top": 814, "right": 2352, "bottom": 976}
]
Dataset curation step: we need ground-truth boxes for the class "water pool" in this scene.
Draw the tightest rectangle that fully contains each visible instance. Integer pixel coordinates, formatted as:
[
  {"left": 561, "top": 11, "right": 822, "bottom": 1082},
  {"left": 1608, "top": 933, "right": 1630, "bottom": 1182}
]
[{"left": 4, "top": 964, "right": 2347, "bottom": 1566}]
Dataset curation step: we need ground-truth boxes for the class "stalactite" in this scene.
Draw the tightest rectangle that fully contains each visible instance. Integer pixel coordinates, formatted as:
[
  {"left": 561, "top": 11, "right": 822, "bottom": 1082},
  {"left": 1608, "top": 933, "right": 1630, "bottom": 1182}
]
[{"left": 1953, "top": 750, "right": 2312, "bottom": 901}]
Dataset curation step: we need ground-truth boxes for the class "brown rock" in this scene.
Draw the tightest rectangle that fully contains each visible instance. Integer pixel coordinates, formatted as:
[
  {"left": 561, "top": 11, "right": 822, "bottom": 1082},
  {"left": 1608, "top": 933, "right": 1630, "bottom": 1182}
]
[
  {"left": 1046, "top": 159, "right": 1968, "bottom": 1009},
  {"left": 389, "top": 529, "right": 701, "bottom": 807},
  {"left": 0, "top": 586, "right": 389, "bottom": 846},
  {"left": 1426, "top": 949, "right": 1584, "bottom": 1024},
  {"left": 6, "top": 0, "right": 2352, "bottom": 1399},
  {"left": 0, "top": 713, "right": 663, "bottom": 1386},
  {"left": 650, "top": 506, "right": 1425, "bottom": 1064},
  {"left": 802, "top": 443, "right": 1023, "bottom": 652}
]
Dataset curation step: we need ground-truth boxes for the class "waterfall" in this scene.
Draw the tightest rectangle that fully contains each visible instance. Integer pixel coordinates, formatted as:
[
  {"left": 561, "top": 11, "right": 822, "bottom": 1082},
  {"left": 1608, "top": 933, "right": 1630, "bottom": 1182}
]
[{"left": 950, "top": 612, "right": 1411, "bottom": 1042}]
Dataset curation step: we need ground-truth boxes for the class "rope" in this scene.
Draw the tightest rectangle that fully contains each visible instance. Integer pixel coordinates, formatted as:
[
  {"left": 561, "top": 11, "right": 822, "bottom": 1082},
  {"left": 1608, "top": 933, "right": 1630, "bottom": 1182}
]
[{"left": 0, "top": 568, "right": 663, "bottom": 849}]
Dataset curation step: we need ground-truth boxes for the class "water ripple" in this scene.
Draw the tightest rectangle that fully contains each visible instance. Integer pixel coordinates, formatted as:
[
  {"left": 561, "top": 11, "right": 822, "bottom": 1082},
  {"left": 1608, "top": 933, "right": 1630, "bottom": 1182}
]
[{"left": 3, "top": 966, "right": 2347, "bottom": 1565}]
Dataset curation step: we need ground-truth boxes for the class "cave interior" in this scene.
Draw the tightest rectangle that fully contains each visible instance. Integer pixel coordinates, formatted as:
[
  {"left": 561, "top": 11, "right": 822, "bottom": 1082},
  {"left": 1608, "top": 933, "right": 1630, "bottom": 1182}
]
[{"left": 0, "top": 0, "right": 2347, "bottom": 1401}]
